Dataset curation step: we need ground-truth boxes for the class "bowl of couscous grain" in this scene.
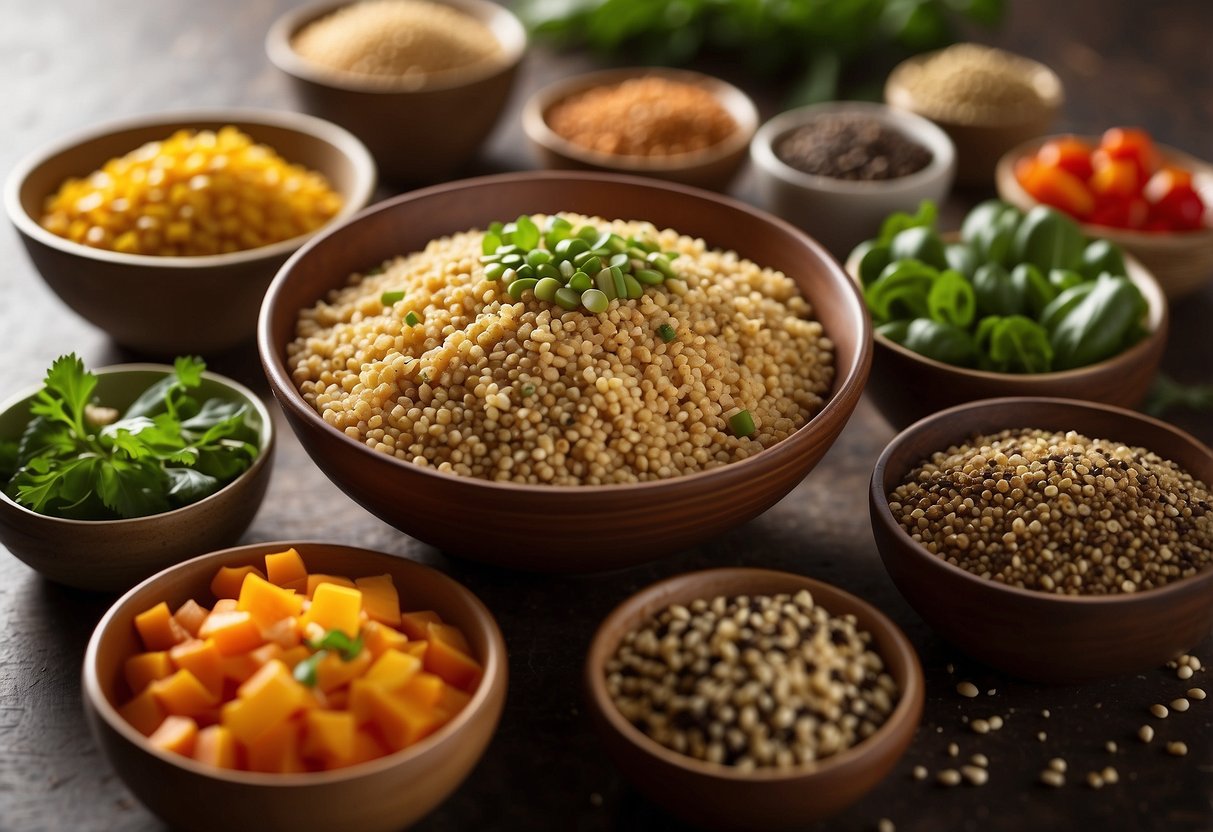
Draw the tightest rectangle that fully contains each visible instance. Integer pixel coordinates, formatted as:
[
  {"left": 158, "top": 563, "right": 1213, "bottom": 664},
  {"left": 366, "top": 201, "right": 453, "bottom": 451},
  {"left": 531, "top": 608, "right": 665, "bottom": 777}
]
[
  {"left": 5, "top": 109, "right": 376, "bottom": 355},
  {"left": 258, "top": 171, "right": 871, "bottom": 572}
]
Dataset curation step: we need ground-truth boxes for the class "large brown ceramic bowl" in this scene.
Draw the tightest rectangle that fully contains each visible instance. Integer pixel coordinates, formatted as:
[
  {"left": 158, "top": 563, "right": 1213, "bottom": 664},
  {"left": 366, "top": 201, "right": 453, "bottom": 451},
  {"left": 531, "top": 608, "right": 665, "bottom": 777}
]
[
  {"left": 5, "top": 109, "right": 375, "bottom": 356},
  {"left": 847, "top": 242, "right": 1168, "bottom": 430},
  {"left": 870, "top": 397, "right": 1213, "bottom": 683},
  {"left": 83, "top": 541, "right": 508, "bottom": 832},
  {"left": 258, "top": 171, "right": 871, "bottom": 572},
  {"left": 584, "top": 568, "right": 924, "bottom": 831},
  {"left": 0, "top": 364, "right": 275, "bottom": 593},
  {"left": 997, "top": 134, "right": 1213, "bottom": 299},
  {"left": 267, "top": 0, "right": 526, "bottom": 184},
  {"left": 521, "top": 67, "right": 758, "bottom": 191}
]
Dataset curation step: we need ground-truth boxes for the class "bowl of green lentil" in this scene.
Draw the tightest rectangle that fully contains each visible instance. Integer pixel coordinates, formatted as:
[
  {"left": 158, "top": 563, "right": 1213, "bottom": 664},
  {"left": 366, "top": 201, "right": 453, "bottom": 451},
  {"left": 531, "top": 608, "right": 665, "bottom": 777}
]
[
  {"left": 584, "top": 567, "right": 924, "bottom": 830},
  {"left": 258, "top": 171, "right": 871, "bottom": 572},
  {"left": 871, "top": 397, "right": 1213, "bottom": 683}
]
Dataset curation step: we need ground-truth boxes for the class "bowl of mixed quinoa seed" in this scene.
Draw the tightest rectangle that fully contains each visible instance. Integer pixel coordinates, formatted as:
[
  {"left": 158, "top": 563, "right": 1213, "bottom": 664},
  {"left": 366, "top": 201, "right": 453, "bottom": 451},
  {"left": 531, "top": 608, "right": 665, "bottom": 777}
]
[
  {"left": 584, "top": 568, "right": 924, "bottom": 831},
  {"left": 259, "top": 171, "right": 871, "bottom": 571},
  {"left": 871, "top": 396, "right": 1213, "bottom": 682}
]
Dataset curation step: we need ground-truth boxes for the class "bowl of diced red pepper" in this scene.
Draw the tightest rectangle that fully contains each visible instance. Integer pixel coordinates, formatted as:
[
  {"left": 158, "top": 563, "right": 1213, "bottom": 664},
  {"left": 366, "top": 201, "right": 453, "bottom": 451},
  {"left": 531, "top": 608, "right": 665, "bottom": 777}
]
[{"left": 997, "top": 128, "right": 1213, "bottom": 298}]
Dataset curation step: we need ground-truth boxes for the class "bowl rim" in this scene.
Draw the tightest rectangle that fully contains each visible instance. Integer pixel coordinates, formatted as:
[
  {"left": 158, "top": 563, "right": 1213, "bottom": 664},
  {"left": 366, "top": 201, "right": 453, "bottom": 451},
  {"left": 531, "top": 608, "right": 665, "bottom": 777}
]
[
  {"left": 265, "top": 0, "right": 527, "bottom": 95},
  {"left": 81, "top": 540, "right": 508, "bottom": 785},
  {"left": 0, "top": 362, "right": 275, "bottom": 526},
  {"left": 583, "top": 566, "right": 924, "bottom": 782},
  {"left": 995, "top": 133, "right": 1213, "bottom": 242},
  {"left": 884, "top": 43, "right": 1065, "bottom": 128},
  {"left": 844, "top": 236, "right": 1170, "bottom": 383},
  {"left": 750, "top": 100, "right": 956, "bottom": 196},
  {"left": 4, "top": 107, "right": 377, "bottom": 269},
  {"left": 870, "top": 395, "right": 1213, "bottom": 607},
  {"left": 520, "top": 66, "right": 760, "bottom": 174},
  {"left": 257, "top": 168, "right": 872, "bottom": 498}
]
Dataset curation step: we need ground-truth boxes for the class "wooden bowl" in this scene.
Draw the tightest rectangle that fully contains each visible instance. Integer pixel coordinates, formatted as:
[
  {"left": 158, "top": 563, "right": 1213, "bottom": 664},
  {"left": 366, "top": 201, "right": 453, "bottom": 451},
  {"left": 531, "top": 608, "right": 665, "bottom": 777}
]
[
  {"left": 996, "top": 134, "right": 1213, "bottom": 299},
  {"left": 521, "top": 67, "right": 758, "bottom": 192},
  {"left": 584, "top": 567, "right": 924, "bottom": 831},
  {"left": 750, "top": 101, "right": 956, "bottom": 257},
  {"left": 870, "top": 397, "right": 1213, "bottom": 682},
  {"left": 267, "top": 0, "right": 526, "bottom": 184},
  {"left": 846, "top": 241, "right": 1169, "bottom": 430},
  {"left": 0, "top": 364, "right": 275, "bottom": 593},
  {"left": 885, "top": 46, "right": 1063, "bottom": 187},
  {"left": 82, "top": 541, "right": 508, "bottom": 832},
  {"left": 4, "top": 109, "right": 376, "bottom": 356},
  {"left": 258, "top": 171, "right": 871, "bottom": 572}
]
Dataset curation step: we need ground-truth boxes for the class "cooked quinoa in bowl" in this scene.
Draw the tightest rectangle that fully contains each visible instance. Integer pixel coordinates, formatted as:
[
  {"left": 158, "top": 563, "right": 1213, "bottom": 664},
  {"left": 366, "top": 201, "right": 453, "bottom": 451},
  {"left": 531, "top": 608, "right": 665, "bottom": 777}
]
[{"left": 286, "top": 213, "right": 835, "bottom": 485}]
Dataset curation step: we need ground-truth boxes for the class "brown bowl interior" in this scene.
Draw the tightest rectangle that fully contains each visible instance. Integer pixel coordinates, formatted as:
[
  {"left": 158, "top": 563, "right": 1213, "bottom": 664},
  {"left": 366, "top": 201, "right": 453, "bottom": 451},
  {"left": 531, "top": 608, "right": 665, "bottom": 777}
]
[
  {"left": 258, "top": 171, "right": 871, "bottom": 573},
  {"left": 995, "top": 134, "right": 1213, "bottom": 299},
  {"left": 83, "top": 541, "right": 508, "bottom": 832},
  {"left": 847, "top": 235, "right": 1169, "bottom": 430},
  {"left": 0, "top": 365, "right": 275, "bottom": 592},
  {"left": 870, "top": 396, "right": 1213, "bottom": 682},
  {"left": 584, "top": 567, "right": 924, "bottom": 831},
  {"left": 8, "top": 111, "right": 374, "bottom": 355}
]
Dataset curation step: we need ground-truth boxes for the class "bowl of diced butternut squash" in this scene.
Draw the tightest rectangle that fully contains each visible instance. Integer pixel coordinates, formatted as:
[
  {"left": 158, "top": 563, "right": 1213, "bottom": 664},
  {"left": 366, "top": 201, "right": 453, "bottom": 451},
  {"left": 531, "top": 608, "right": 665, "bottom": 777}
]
[{"left": 82, "top": 541, "right": 507, "bottom": 832}]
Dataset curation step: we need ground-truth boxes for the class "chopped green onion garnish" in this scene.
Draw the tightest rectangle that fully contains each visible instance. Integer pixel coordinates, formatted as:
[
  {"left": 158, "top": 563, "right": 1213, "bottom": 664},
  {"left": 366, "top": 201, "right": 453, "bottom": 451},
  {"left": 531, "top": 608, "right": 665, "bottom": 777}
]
[
  {"left": 729, "top": 409, "right": 756, "bottom": 438},
  {"left": 405, "top": 311, "right": 420, "bottom": 326},
  {"left": 381, "top": 290, "right": 405, "bottom": 305},
  {"left": 658, "top": 324, "right": 677, "bottom": 343},
  {"left": 305, "top": 629, "right": 364, "bottom": 661},
  {"left": 293, "top": 651, "right": 325, "bottom": 687}
]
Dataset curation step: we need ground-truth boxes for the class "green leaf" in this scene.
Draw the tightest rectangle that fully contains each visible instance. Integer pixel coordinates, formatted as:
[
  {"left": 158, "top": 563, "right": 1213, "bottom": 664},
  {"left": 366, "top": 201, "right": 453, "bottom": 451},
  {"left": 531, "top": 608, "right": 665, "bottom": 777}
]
[
  {"left": 876, "top": 200, "right": 937, "bottom": 247},
  {"left": 96, "top": 456, "right": 169, "bottom": 518},
  {"left": 191, "top": 443, "right": 255, "bottom": 481},
  {"left": 305, "top": 629, "right": 365, "bottom": 661},
  {"left": 165, "top": 467, "right": 222, "bottom": 505},
  {"left": 1144, "top": 375, "right": 1213, "bottom": 418},
  {"left": 0, "top": 439, "right": 17, "bottom": 480},
  {"left": 40, "top": 354, "right": 96, "bottom": 435},
  {"left": 16, "top": 416, "right": 77, "bottom": 466},
  {"left": 294, "top": 651, "right": 325, "bottom": 687},
  {"left": 173, "top": 356, "right": 205, "bottom": 389},
  {"left": 180, "top": 399, "right": 248, "bottom": 434},
  {"left": 513, "top": 215, "right": 540, "bottom": 250}
]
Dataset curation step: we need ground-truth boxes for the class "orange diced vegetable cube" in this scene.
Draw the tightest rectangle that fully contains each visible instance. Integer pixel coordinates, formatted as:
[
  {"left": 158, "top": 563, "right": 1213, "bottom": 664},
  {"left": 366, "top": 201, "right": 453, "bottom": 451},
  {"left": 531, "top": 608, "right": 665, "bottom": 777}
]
[
  {"left": 399, "top": 610, "right": 442, "bottom": 640},
  {"left": 363, "top": 620, "right": 410, "bottom": 658},
  {"left": 169, "top": 639, "right": 224, "bottom": 697},
  {"left": 219, "top": 652, "right": 261, "bottom": 685},
  {"left": 402, "top": 640, "right": 428, "bottom": 661},
  {"left": 173, "top": 599, "right": 209, "bottom": 638},
  {"left": 424, "top": 636, "right": 482, "bottom": 692},
  {"left": 425, "top": 621, "right": 472, "bottom": 655},
  {"left": 366, "top": 685, "right": 440, "bottom": 751},
  {"left": 354, "top": 575, "right": 400, "bottom": 625},
  {"left": 150, "top": 669, "right": 219, "bottom": 717},
  {"left": 280, "top": 646, "right": 311, "bottom": 669},
  {"left": 306, "top": 573, "right": 356, "bottom": 598},
  {"left": 302, "top": 709, "right": 356, "bottom": 768},
  {"left": 213, "top": 598, "right": 238, "bottom": 614},
  {"left": 400, "top": 671, "right": 445, "bottom": 708},
  {"left": 134, "top": 602, "right": 188, "bottom": 651},
  {"left": 435, "top": 683, "right": 471, "bottom": 722},
  {"left": 148, "top": 715, "right": 198, "bottom": 756},
  {"left": 238, "top": 573, "right": 304, "bottom": 630},
  {"left": 301, "top": 583, "right": 362, "bottom": 637},
  {"left": 198, "top": 610, "right": 264, "bottom": 656},
  {"left": 264, "top": 547, "right": 308, "bottom": 587},
  {"left": 249, "top": 643, "right": 286, "bottom": 668},
  {"left": 194, "top": 725, "right": 238, "bottom": 769},
  {"left": 245, "top": 717, "right": 305, "bottom": 774},
  {"left": 313, "top": 648, "right": 373, "bottom": 693},
  {"left": 364, "top": 649, "right": 422, "bottom": 691},
  {"left": 119, "top": 687, "right": 167, "bottom": 736},
  {"left": 223, "top": 660, "right": 308, "bottom": 744},
  {"left": 124, "top": 651, "right": 174, "bottom": 695},
  {"left": 349, "top": 679, "right": 375, "bottom": 726},
  {"left": 325, "top": 690, "right": 349, "bottom": 711},
  {"left": 211, "top": 565, "right": 266, "bottom": 600},
  {"left": 351, "top": 727, "right": 389, "bottom": 765}
]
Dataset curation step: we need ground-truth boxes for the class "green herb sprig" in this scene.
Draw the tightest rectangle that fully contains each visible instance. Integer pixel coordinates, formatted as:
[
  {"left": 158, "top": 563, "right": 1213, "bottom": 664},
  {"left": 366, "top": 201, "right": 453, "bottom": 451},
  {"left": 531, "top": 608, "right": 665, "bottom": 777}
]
[
  {"left": 293, "top": 629, "right": 365, "bottom": 688},
  {"left": 0, "top": 354, "right": 259, "bottom": 520}
]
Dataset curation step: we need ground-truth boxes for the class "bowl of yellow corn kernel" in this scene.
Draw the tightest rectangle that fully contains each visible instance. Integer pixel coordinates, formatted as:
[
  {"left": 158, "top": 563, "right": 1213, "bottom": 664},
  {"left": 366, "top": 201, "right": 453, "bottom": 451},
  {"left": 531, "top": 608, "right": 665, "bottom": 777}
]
[{"left": 5, "top": 109, "right": 376, "bottom": 355}]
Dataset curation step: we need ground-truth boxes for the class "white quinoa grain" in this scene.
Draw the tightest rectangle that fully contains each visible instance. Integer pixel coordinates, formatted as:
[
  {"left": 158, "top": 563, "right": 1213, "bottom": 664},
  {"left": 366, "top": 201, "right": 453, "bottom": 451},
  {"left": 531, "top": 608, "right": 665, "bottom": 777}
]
[
  {"left": 1178, "top": 665, "right": 1194, "bottom": 680},
  {"left": 970, "top": 753, "right": 989, "bottom": 768},
  {"left": 1150, "top": 704, "right": 1169, "bottom": 719},
  {"left": 1138, "top": 724, "right": 1155, "bottom": 743},
  {"left": 1040, "top": 769, "right": 1065, "bottom": 788},
  {"left": 937, "top": 769, "right": 962, "bottom": 787},
  {"left": 947, "top": 742, "right": 959, "bottom": 757},
  {"left": 1105, "top": 740, "right": 1118, "bottom": 753},
  {"left": 878, "top": 819, "right": 895, "bottom": 832},
  {"left": 957, "top": 681, "right": 979, "bottom": 698},
  {"left": 1048, "top": 757, "right": 1067, "bottom": 773},
  {"left": 1102, "top": 766, "right": 1119, "bottom": 784},
  {"left": 1167, "top": 741, "right": 1188, "bottom": 757},
  {"left": 1170, "top": 698, "right": 1190, "bottom": 712},
  {"left": 971, "top": 719, "right": 990, "bottom": 735},
  {"left": 1188, "top": 688, "right": 1206, "bottom": 701},
  {"left": 1086, "top": 771, "right": 1104, "bottom": 789},
  {"left": 912, "top": 765, "right": 928, "bottom": 781},
  {"left": 961, "top": 765, "right": 988, "bottom": 786}
]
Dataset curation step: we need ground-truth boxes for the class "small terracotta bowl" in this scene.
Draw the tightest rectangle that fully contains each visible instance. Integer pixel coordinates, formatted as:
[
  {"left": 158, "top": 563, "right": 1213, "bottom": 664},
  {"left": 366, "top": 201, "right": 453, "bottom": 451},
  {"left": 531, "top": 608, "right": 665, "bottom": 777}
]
[
  {"left": 750, "top": 100, "right": 956, "bottom": 257},
  {"left": 4, "top": 109, "right": 376, "bottom": 356},
  {"left": 845, "top": 241, "right": 1169, "bottom": 430},
  {"left": 521, "top": 67, "right": 758, "bottom": 191},
  {"left": 885, "top": 45, "right": 1063, "bottom": 187},
  {"left": 267, "top": 0, "right": 526, "bottom": 184},
  {"left": 0, "top": 364, "right": 275, "bottom": 593},
  {"left": 82, "top": 541, "right": 508, "bottom": 832},
  {"left": 584, "top": 567, "right": 924, "bottom": 831},
  {"left": 258, "top": 171, "right": 871, "bottom": 572},
  {"left": 870, "top": 397, "right": 1213, "bottom": 683},
  {"left": 996, "top": 134, "right": 1213, "bottom": 299}
]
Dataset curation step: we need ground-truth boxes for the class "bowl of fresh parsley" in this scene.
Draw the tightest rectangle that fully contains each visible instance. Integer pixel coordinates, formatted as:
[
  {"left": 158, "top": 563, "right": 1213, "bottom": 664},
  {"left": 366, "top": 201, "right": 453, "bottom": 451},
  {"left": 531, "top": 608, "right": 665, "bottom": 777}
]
[{"left": 0, "top": 355, "right": 275, "bottom": 592}]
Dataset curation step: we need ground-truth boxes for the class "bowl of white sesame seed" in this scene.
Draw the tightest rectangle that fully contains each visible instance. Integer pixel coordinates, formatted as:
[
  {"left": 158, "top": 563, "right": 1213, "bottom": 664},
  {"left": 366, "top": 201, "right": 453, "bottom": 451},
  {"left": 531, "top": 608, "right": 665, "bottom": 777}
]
[
  {"left": 870, "top": 396, "right": 1213, "bottom": 682},
  {"left": 258, "top": 171, "right": 871, "bottom": 572}
]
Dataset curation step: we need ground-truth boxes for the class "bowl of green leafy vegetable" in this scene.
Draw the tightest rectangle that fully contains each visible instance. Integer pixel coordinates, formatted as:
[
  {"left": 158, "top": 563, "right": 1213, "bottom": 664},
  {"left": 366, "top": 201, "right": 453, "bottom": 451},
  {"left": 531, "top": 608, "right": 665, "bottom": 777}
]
[
  {"left": 0, "top": 356, "right": 274, "bottom": 592},
  {"left": 847, "top": 200, "right": 1169, "bottom": 429}
]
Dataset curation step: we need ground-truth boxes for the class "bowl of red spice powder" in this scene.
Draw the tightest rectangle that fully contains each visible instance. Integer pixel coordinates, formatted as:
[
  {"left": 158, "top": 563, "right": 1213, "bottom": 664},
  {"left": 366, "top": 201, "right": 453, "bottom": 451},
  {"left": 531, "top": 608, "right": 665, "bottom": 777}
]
[{"left": 521, "top": 67, "right": 758, "bottom": 191}]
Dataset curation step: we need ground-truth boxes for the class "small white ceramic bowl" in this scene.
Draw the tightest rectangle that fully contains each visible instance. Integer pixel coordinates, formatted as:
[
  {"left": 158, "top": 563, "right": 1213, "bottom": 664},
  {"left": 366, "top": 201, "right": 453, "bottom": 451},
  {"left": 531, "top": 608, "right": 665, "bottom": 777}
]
[{"left": 751, "top": 101, "right": 956, "bottom": 257}]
